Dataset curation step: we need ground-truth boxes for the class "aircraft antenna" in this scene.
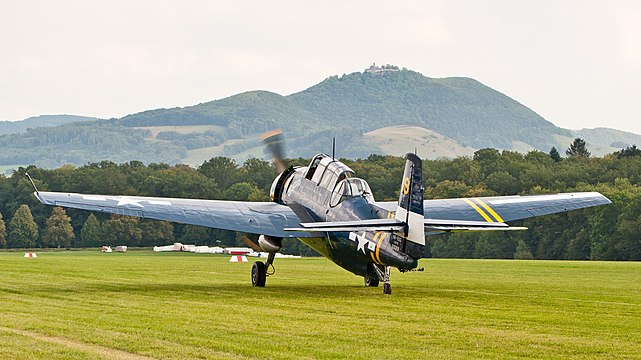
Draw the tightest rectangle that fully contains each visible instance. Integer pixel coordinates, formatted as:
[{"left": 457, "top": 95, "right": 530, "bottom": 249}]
[
  {"left": 25, "top": 172, "right": 39, "bottom": 194},
  {"left": 332, "top": 137, "right": 336, "bottom": 161}
]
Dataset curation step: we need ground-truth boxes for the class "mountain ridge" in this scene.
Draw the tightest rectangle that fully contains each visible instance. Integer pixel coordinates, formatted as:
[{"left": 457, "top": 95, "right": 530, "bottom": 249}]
[
  {"left": 2, "top": 67, "right": 640, "bottom": 169},
  {"left": 0, "top": 114, "right": 99, "bottom": 135}
]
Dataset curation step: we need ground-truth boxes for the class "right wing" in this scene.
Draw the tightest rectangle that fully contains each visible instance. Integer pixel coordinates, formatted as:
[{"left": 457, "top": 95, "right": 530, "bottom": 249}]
[
  {"left": 34, "top": 191, "right": 311, "bottom": 238},
  {"left": 375, "top": 192, "right": 611, "bottom": 223}
]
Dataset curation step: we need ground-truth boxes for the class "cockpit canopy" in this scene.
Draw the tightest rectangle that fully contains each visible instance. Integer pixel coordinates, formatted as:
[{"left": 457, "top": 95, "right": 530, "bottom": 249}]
[
  {"left": 305, "top": 154, "right": 354, "bottom": 188},
  {"left": 330, "top": 177, "right": 373, "bottom": 207},
  {"left": 304, "top": 154, "right": 374, "bottom": 206}
]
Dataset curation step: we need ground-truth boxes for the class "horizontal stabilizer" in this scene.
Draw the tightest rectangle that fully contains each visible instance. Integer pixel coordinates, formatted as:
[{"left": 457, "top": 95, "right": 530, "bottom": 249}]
[
  {"left": 424, "top": 218, "right": 526, "bottom": 231},
  {"left": 425, "top": 218, "right": 509, "bottom": 227},
  {"left": 285, "top": 218, "right": 405, "bottom": 232},
  {"left": 427, "top": 225, "right": 528, "bottom": 231},
  {"left": 285, "top": 218, "right": 528, "bottom": 233}
]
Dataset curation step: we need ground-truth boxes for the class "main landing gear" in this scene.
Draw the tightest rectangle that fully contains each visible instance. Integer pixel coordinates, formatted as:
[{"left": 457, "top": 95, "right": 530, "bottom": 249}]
[
  {"left": 251, "top": 253, "right": 275, "bottom": 287},
  {"left": 365, "top": 264, "right": 392, "bottom": 295}
]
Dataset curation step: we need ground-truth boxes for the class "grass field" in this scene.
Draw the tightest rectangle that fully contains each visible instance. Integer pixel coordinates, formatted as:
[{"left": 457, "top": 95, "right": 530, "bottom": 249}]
[{"left": 1, "top": 252, "right": 640, "bottom": 359}]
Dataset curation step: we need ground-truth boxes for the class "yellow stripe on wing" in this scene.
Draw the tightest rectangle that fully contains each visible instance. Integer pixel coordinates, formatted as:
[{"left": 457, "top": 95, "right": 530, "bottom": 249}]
[
  {"left": 474, "top": 198, "right": 504, "bottom": 222},
  {"left": 463, "top": 198, "right": 493, "bottom": 222}
]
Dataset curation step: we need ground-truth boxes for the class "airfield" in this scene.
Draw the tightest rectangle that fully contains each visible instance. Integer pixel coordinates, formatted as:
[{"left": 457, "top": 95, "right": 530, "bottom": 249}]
[{"left": 1, "top": 251, "right": 640, "bottom": 359}]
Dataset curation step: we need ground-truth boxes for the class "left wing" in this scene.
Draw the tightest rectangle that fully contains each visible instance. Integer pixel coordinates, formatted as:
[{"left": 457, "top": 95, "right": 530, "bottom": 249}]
[{"left": 34, "top": 191, "right": 311, "bottom": 238}]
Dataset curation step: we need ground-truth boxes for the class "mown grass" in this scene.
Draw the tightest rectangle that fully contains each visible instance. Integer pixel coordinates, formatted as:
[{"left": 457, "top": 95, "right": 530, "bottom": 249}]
[{"left": 1, "top": 251, "right": 640, "bottom": 359}]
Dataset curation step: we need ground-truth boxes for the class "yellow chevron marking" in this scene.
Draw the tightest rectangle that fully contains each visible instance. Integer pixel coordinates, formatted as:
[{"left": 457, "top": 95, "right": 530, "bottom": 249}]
[
  {"left": 474, "top": 198, "right": 504, "bottom": 222},
  {"left": 374, "top": 232, "right": 385, "bottom": 264},
  {"left": 370, "top": 251, "right": 378, "bottom": 264},
  {"left": 463, "top": 198, "right": 493, "bottom": 222}
]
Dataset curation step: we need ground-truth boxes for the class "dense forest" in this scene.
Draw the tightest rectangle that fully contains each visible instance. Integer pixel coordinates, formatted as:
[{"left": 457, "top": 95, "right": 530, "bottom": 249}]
[{"left": 1, "top": 142, "right": 641, "bottom": 260}]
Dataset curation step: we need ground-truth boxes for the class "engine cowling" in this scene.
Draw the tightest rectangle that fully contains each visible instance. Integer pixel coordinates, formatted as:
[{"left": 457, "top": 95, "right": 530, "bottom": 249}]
[
  {"left": 258, "top": 235, "right": 282, "bottom": 253},
  {"left": 269, "top": 166, "right": 295, "bottom": 204}
]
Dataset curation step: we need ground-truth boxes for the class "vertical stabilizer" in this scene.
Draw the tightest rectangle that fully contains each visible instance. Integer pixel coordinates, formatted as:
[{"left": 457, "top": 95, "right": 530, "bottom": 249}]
[{"left": 394, "top": 153, "right": 425, "bottom": 245}]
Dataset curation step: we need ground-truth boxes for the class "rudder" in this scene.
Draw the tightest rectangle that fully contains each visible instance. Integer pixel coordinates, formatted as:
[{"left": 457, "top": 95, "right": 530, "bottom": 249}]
[{"left": 394, "top": 153, "right": 425, "bottom": 246}]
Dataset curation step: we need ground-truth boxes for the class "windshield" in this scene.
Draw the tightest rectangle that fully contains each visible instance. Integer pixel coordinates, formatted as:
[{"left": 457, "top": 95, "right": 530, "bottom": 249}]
[{"left": 330, "top": 178, "right": 373, "bottom": 207}]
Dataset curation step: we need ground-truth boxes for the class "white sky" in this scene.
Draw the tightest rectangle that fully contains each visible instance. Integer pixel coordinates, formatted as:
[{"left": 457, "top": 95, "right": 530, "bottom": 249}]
[{"left": 1, "top": 0, "right": 640, "bottom": 133}]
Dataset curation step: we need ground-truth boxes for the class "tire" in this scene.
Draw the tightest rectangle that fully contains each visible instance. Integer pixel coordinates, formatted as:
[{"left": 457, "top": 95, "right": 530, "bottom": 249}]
[
  {"left": 364, "top": 277, "right": 380, "bottom": 287},
  {"left": 252, "top": 261, "right": 266, "bottom": 287},
  {"left": 383, "top": 283, "right": 392, "bottom": 295}
]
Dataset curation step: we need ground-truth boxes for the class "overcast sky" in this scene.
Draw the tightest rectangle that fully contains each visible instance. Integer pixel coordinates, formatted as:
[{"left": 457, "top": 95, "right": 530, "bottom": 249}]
[{"left": 1, "top": 1, "right": 640, "bottom": 134}]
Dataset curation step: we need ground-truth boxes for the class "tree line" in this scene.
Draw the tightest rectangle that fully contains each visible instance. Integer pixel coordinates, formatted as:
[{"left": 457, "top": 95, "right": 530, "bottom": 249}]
[{"left": 1, "top": 138, "right": 641, "bottom": 260}]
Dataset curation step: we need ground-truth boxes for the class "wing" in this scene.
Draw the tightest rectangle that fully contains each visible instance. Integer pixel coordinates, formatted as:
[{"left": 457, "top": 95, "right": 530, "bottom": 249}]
[
  {"left": 375, "top": 192, "right": 611, "bottom": 223},
  {"left": 34, "top": 191, "right": 312, "bottom": 238}
]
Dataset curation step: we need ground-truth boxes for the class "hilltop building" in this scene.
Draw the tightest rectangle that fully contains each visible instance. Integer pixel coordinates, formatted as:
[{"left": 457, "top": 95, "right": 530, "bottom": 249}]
[{"left": 364, "top": 63, "right": 400, "bottom": 74}]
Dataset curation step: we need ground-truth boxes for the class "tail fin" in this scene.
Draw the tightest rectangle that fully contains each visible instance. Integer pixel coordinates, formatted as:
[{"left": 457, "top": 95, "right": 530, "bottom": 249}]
[{"left": 394, "top": 153, "right": 425, "bottom": 246}]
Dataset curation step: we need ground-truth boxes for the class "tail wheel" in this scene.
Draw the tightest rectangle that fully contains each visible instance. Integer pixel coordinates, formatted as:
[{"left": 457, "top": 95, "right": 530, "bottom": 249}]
[
  {"left": 383, "top": 283, "right": 392, "bottom": 295},
  {"left": 364, "top": 277, "right": 380, "bottom": 287},
  {"left": 252, "top": 261, "right": 267, "bottom": 287}
]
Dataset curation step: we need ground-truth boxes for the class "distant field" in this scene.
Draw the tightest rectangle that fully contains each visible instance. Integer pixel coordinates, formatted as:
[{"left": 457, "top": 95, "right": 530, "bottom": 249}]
[
  {"left": 510, "top": 141, "right": 536, "bottom": 153},
  {"left": 553, "top": 134, "right": 616, "bottom": 157},
  {"left": 1, "top": 252, "right": 640, "bottom": 359},
  {"left": 364, "top": 125, "right": 476, "bottom": 159},
  {"left": 183, "top": 140, "right": 264, "bottom": 167},
  {"left": 182, "top": 144, "right": 227, "bottom": 166},
  {"left": 135, "top": 125, "right": 225, "bottom": 139}
]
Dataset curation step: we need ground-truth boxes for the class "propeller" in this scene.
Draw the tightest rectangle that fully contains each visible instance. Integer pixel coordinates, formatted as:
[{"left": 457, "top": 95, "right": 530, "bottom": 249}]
[
  {"left": 240, "top": 235, "right": 263, "bottom": 252},
  {"left": 261, "top": 129, "right": 287, "bottom": 173}
]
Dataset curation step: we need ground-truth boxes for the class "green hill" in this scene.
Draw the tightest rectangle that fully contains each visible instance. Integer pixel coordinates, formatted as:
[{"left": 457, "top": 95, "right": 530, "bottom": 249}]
[
  {"left": 119, "top": 70, "right": 572, "bottom": 151},
  {"left": 0, "top": 120, "right": 184, "bottom": 168},
  {"left": 289, "top": 72, "right": 571, "bottom": 149},
  {"left": 1, "top": 67, "right": 640, "bottom": 168},
  {"left": 575, "top": 127, "right": 641, "bottom": 149},
  {"left": 0, "top": 114, "right": 99, "bottom": 135}
]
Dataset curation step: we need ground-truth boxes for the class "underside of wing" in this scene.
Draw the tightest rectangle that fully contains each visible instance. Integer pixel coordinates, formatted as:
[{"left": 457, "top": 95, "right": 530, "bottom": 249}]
[
  {"left": 34, "top": 191, "right": 311, "bottom": 238},
  {"left": 376, "top": 192, "right": 611, "bottom": 223}
]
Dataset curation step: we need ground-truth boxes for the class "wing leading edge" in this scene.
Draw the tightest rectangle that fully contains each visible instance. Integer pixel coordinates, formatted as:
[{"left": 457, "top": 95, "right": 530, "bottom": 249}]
[{"left": 33, "top": 191, "right": 312, "bottom": 238}]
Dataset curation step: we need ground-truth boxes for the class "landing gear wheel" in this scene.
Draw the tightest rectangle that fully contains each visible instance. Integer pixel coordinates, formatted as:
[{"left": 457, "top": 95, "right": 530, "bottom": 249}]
[
  {"left": 383, "top": 283, "right": 392, "bottom": 295},
  {"left": 372, "top": 265, "right": 393, "bottom": 295},
  {"left": 252, "top": 261, "right": 266, "bottom": 287},
  {"left": 364, "top": 277, "right": 380, "bottom": 287}
]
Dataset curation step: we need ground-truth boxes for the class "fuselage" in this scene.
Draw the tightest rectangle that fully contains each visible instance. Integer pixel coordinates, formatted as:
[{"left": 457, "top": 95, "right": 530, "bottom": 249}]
[{"left": 272, "top": 154, "right": 419, "bottom": 278}]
